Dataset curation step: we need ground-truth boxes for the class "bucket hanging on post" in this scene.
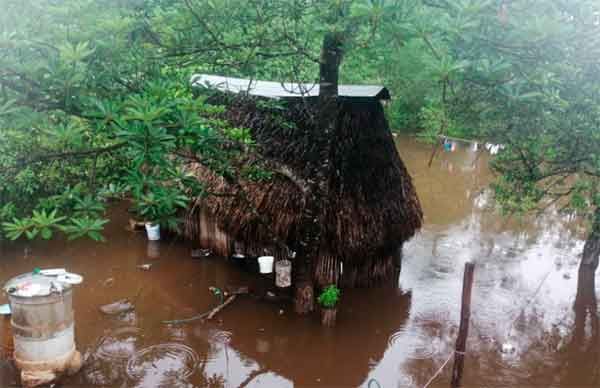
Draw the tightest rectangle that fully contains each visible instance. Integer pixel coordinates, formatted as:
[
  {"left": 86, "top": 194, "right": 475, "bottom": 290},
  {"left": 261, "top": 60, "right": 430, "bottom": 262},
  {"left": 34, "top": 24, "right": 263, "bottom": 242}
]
[
  {"left": 275, "top": 260, "right": 292, "bottom": 288},
  {"left": 257, "top": 256, "right": 274, "bottom": 274}
]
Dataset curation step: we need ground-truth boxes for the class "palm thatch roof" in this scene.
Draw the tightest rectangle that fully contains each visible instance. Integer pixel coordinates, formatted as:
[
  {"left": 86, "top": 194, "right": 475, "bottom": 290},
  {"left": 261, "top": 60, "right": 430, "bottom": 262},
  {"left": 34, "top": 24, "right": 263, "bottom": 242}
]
[{"left": 183, "top": 76, "right": 422, "bottom": 287}]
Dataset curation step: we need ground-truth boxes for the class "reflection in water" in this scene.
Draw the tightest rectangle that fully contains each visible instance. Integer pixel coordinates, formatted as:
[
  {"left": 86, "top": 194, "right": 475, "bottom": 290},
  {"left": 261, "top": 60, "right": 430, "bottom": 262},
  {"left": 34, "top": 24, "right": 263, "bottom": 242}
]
[
  {"left": 84, "top": 327, "right": 146, "bottom": 386},
  {"left": 147, "top": 241, "right": 161, "bottom": 260},
  {"left": 96, "top": 327, "right": 143, "bottom": 360},
  {"left": 365, "top": 137, "right": 591, "bottom": 387},
  {"left": 126, "top": 343, "right": 199, "bottom": 387},
  {"left": 0, "top": 135, "right": 597, "bottom": 387},
  {"left": 0, "top": 317, "right": 16, "bottom": 388},
  {"left": 84, "top": 327, "right": 139, "bottom": 384}
]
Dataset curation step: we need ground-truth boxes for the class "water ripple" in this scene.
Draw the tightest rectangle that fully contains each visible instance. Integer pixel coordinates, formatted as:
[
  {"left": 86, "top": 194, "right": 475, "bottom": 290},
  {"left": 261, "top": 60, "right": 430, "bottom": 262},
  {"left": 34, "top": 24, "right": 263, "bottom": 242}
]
[
  {"left": 126, "top": 343, "right": 199, "bottom": 385},
  {"left": 211, "top": 330, "right": 232, "bottom": 344},
  {"left": 96, "top": 326, "right": 142, "bottom": 361},
  {"left": 388, "top": 329, "right": 442, "bottom": 360},
  {"left": 83, "top": 326, "right": 144, "bottom": 386},
  {"left": 395, "top": 373, "right": 415, "bottom": 387}
]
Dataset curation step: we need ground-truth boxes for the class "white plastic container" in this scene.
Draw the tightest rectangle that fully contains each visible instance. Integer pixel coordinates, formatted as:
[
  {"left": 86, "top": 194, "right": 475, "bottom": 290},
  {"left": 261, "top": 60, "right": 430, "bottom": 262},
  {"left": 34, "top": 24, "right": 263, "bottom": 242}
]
[
  {"left": 4, "top": 273, "right": 82, "bottom": 387},
  {"left": 258, "top": 256, "right": 274, "bottom": 274},
  {"left": 145, "top": 223, "right": 160, "bottom": 241},
  {"left": 39, "top": 269, "right": 66, "bottom": 277}
]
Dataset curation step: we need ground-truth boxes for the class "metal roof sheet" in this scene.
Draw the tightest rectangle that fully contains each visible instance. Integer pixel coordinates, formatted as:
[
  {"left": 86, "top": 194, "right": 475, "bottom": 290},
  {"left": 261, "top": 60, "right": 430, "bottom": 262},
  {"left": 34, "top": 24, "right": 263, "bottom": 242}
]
[{"left": 191, "top": 74, "right": 390, "bottom": 100}]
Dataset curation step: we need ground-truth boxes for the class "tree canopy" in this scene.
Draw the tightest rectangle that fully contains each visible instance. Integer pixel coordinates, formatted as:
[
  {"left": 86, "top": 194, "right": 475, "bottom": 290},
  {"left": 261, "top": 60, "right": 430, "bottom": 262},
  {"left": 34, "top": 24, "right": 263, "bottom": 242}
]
[{"left": 3, "top": 0, "right": 600, "bottom": 250}]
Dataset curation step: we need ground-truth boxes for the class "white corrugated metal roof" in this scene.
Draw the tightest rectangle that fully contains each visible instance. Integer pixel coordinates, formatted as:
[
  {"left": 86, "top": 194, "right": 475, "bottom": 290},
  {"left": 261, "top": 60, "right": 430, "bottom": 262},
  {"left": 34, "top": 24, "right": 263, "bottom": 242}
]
[{"left": 190, "top": 74, "right": 390, "bottom": 100}]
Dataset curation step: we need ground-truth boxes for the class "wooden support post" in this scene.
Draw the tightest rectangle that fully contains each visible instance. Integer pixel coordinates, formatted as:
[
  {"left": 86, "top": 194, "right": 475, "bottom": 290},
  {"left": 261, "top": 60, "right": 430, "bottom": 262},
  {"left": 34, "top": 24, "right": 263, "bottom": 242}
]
[
  {"left": 451, "top": 262, "right": 475, "bottom": 388},
  {"left": 393, "top": 244, "right": 403, "bottom": 287}
]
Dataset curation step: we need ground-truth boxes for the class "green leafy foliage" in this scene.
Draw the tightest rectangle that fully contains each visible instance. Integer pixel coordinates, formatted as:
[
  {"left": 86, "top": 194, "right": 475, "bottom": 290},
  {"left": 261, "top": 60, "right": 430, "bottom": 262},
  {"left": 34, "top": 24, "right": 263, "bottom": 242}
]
[
  {"left": 2, "top": 218, "right": 35, "bottom": 241},
  {"left": 242, "top": 164, "right": 273, "bottom": 182},
  {"left": 317, "top": 285, "right": 341, "bottom": 308},
  {"left": 3, "top": 209, "right": 65, "bottom": 240},
  {"left": 60, "top": 217, "right": 109, "bottom": 241},
  {"left": 0, "top": 0, "right": 267, "bottom": 241},
  {"left": 132, "top": 187, "right": 189, "bottom": 231},
  {"left": 2, "top": 0, "right": 600, "bottom": 245}
]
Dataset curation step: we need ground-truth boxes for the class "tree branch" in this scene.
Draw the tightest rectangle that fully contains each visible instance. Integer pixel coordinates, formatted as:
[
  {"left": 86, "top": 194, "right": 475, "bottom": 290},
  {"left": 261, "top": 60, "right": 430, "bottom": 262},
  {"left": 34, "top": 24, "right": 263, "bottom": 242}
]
[{"left": 17, "top": 142, "right": 127, "bottom": 166}]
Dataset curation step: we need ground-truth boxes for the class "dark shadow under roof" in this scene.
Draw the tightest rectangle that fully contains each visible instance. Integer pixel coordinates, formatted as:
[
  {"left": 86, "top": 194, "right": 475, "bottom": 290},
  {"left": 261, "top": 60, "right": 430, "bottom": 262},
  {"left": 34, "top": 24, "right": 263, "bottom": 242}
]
[{"left": 191, "top": 74, "right": 391, "bottom": 100}]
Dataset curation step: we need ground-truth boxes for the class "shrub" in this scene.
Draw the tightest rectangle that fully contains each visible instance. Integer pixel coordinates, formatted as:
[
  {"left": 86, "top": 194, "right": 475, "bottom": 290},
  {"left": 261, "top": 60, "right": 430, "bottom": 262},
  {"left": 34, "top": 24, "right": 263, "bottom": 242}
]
[{"left": 317, "top": 285, "right": 340, "bottom": 308}]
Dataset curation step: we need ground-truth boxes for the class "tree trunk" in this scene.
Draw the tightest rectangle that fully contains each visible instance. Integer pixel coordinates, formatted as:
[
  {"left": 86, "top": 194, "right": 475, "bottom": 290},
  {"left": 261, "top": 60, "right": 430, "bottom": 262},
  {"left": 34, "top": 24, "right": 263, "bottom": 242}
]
[
  {"left": 576, "top": 208, "right": 600, "bottom": 309},
  {"left": 567, "top": 211, "right": 600, "bottom": 381},
  {"left": 293, "top": 32, "right": 344, "bottom": 314},
  {"left": 573, "top": 271, "right": 598, "bottom": 348}
]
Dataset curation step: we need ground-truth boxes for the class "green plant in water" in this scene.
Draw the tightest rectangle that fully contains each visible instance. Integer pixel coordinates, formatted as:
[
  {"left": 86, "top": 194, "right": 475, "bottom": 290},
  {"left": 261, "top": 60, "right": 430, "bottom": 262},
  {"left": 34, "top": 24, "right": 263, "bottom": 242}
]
[
  {"left": 132, "top": 186, "right": 189, "bottom": 231},
  {"left": 60, "top": 217, "right": 109, "bottom": 242},
  {"left": 317, "top": 285, "right": 340, "bottom": 308},
  {"left": 3, "top": 209, "right": 66, "bottom": 240}
]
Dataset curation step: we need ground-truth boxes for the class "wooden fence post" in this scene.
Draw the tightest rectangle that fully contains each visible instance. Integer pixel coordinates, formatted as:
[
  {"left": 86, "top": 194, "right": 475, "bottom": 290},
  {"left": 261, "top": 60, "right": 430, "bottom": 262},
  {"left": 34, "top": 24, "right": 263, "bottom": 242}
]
[{"left": 451, "top": 262, "right": 475, "bottom": 388}]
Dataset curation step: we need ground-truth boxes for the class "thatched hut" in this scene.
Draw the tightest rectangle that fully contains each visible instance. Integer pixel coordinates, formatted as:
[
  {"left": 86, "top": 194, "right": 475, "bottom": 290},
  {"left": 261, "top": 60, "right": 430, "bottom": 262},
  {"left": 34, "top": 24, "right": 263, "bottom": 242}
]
[{"left": 183, "top": 74, "right": 422, "bottom": 288}]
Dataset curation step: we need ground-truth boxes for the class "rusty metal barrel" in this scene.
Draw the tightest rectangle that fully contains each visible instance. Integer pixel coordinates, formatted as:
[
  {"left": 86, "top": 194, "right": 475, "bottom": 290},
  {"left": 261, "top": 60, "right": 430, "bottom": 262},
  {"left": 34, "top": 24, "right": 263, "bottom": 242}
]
[{"left": 4, "top": 273, "right": 82, "bottom": 387}]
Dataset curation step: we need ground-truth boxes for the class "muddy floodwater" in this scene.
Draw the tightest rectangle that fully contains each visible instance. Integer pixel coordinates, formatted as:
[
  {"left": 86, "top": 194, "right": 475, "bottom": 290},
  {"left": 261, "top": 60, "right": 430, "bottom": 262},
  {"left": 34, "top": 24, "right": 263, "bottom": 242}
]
[{"left": 0, "top": 136, "right": 596, "bottom": 387}]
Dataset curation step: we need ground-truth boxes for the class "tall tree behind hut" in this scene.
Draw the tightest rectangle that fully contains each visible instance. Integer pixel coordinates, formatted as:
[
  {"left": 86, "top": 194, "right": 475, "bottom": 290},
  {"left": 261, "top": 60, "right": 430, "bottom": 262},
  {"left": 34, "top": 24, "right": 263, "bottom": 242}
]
[
  {"left": 293, "top": 29, "right": 345, "bottom": 313},
  {"left": 291, "top": 1, "right": 393, "bottom": 312}
]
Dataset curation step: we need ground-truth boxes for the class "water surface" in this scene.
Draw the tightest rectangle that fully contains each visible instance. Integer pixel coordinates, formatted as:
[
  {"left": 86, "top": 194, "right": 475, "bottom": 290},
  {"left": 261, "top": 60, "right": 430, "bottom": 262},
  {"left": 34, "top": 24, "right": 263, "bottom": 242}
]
[{"left": 0, "top": 136, "right": 594, "bottom": 387}]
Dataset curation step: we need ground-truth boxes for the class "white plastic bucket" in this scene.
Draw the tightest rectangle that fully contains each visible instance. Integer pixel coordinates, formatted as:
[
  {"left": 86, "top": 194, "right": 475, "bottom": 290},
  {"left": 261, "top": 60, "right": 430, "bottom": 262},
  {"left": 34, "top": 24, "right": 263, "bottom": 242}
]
[
  {"left": 257, "top": 256, "right": 274, "bottom": 274},
  {"left": 145, "top": 223, "right": 160, "bottom": 241}
]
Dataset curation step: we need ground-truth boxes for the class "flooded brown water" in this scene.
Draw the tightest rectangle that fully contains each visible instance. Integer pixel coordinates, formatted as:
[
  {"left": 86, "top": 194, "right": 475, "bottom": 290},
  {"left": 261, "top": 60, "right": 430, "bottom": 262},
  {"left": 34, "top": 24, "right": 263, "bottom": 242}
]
[{"left": 0, "top": 136, "right": 595, "bottom": 387}]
